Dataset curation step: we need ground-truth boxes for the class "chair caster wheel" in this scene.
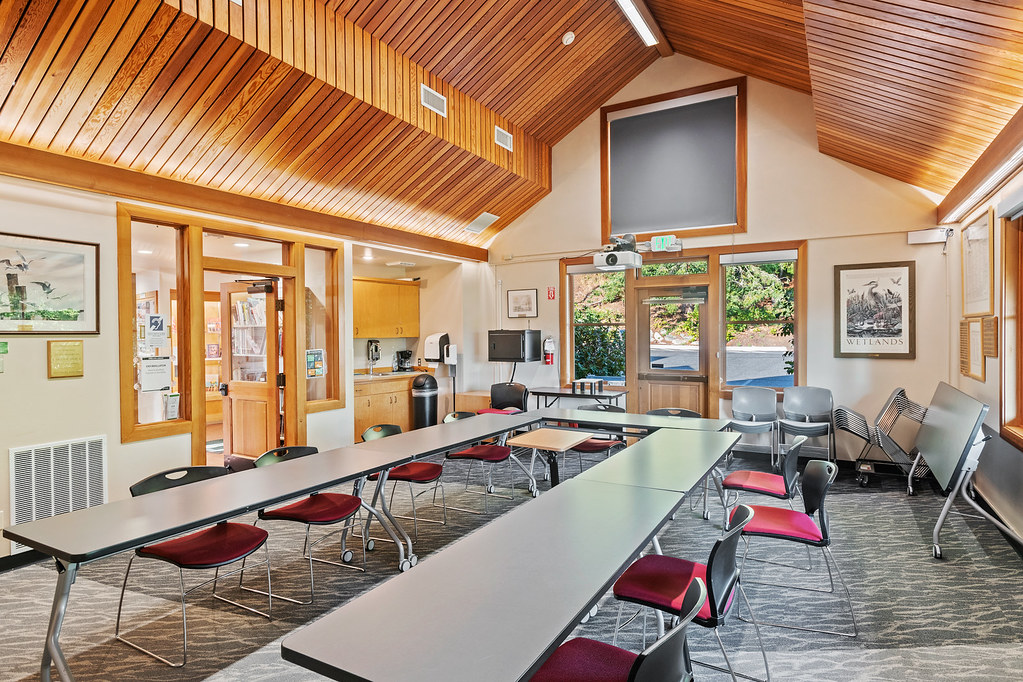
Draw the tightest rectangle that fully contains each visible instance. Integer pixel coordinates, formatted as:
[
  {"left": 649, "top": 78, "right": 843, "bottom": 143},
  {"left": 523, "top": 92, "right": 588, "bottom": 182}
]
[
  {"left": 589, "top": 605, "right": 599, "bottom": 618},
  {"left": 528, "top": 482, "right": 536, "bottom": 493},
  {"left": 858, "top": 474, "right": 869, "bottom": 487},
  {"left": 531, "top": 488, "right": 540, "bottom": 498},
  {"left": 366, "top": 539, "right": 376, "bottom": 551},
  {"left": 907, "top": 486, "right": 915, "bottom": 497},
  {"left": 486, "top": 484, "right": 495, "bottom": 494},
  {"left": 399, "top": 559, "right": 412, "bottom": 572},
  {"left": 543, "top": 472, "right": 550, "bottom": 481},
  {"left": 932, "top": 544, "right": 942, "bottom": 559},
  {"left": 702, "top": 510, "right": 710, "bottom": 521},
  {"left": 580, "top": 612, "right": 590, "bottom": 624},
  {"left": 341, "top": 549, "right": 354, "bottom": 563},
  {"left": 410, "top": 554, "right": 419, "bottom": 567}
]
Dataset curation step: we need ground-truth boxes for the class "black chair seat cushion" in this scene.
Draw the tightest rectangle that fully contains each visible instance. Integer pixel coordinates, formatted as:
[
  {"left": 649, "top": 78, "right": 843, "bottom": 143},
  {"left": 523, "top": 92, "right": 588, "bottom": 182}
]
[
  {"left": 137, "top": 522, "right": 268, "bottom": 569},
  {"left": 368, "top": 462, "right": 443, "bottom": 483},
  {"left": 446, "top": 444, "right": 511, "bottom": 462},
  {"left": 530, "top": 636, "right": 637, "bottom": 682},
  {"left": 613, "top": 554, "right": 731, "bottom": 624},
  {"left": 260, "top": 492, "right": 362, "bottom": 525},
  {"left": 570, "top": 438, "right": 619, "bottom": 453}
]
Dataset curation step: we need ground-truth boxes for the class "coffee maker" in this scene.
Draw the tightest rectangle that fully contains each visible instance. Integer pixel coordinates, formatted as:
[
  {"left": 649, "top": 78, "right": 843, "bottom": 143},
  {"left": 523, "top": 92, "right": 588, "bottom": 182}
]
[{"left": 396, "top": 350, "right": 413, "bottom": 372}]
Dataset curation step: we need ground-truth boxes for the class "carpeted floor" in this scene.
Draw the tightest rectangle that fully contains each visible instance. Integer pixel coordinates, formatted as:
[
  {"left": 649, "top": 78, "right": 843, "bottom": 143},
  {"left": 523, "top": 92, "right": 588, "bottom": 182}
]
[{"left": 2, "top": 448, "right": 1022, "bottom": 681}]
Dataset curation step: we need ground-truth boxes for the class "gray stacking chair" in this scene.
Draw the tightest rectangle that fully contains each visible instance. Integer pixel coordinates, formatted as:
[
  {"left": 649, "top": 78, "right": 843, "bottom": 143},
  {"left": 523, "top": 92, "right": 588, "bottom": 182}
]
[
  {"left": 728, "top": 386, "right": 780, "bottom": 467},
  {"left": 779, "top": 386, "right": 835, "bottom": 462}
]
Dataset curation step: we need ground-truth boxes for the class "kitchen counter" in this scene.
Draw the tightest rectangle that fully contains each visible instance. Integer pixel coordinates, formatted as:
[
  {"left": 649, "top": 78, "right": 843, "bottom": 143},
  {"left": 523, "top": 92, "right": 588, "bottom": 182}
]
[{"left": 353, "top": 368, "right": 433, "bottom": 382}]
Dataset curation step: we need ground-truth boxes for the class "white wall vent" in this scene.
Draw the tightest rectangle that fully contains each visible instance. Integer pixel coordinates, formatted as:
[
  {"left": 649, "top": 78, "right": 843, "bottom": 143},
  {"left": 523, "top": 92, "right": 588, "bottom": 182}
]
[
  {"left": 420, "top": 84, "right": 447, "bottom": 118},
  {"left": 495, "top": 125, "right": 514, "bottom": 152},
  {"left": 9, "top": 435, "right": 107, "bottom": 554},
  {"left": 465, "top": 212, "right": 500, "bottom": 234}
]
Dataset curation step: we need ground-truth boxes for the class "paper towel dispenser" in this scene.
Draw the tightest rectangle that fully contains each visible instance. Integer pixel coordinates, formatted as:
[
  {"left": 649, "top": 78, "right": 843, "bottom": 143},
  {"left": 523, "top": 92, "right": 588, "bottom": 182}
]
[{"left": 424, "top": 332, "right": 449, "bottom": 363}]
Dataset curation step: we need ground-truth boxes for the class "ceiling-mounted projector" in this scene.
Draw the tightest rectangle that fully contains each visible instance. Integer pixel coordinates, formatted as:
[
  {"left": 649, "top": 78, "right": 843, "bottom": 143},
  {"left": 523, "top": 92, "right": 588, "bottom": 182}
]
[{"left": 594, "top": 250, "right": 643, "bottom": 270}]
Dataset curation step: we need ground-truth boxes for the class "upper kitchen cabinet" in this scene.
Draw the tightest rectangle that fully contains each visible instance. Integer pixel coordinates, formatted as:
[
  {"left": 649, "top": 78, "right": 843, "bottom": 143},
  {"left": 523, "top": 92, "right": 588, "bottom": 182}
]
[{"left": 353, "top": 278, "right": 420, "bottom": 339}]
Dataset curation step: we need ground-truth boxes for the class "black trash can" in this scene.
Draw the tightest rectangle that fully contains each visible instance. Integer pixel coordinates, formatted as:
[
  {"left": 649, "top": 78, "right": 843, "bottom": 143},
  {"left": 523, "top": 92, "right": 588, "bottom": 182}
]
[{"left": 411, "top": 374, "right": 439, "bottom": 429}]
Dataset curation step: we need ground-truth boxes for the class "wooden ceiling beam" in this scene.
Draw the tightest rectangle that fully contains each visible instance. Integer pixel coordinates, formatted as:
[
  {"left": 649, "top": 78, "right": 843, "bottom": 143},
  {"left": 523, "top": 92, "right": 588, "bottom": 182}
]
[
  {"left": 937, "top": 104, "right": 1023, "bottom": 224},
  {"left": 0, "top": 140, "right": 488, "bottom": 261}
]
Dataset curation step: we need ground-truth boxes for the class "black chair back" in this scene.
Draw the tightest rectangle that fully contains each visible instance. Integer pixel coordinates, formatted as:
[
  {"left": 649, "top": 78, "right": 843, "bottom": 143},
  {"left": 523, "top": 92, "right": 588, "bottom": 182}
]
[
  {"left": 780, "top": 436, "right": 807, "bottom": 496},
  {"left": 491, "top": 382, "right": 529, "bottom": 411},
  {"left": 577, "top": 403, "right": 625, "bottom": 413},
  {"left": 362, "top": 424, "right": 402, "bottom": 441},
  {"left": 705, "top": 504, "right": 754, "bottom": 625},
  {"left": 629, "top": 578, "right": 707, "bottom": 682},
  {"left": 801, "top": 460, "right": 838, "bottom": 543},
  {"left": 647, "top": 407, "right": 701, "bottom": 418},
  {"left": 444, "top": 411, "right": 476, "bottom": 422},
  {"left": 254, "top": 445, "right": 318, "bottom": 468},
  {"left": 130, "top": 466, "right": 230, "bottom": 497}
]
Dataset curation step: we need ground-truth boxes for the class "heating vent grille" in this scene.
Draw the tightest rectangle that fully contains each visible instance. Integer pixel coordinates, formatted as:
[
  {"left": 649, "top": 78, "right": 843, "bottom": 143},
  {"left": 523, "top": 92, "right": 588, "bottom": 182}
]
[
  {"left": 10, "top": 436, "right": 107, "bottom": 554},
  {"left": 495, "top": 126, "right": 514, "bottom": 152},
  {"left": 420, "top": 84, "right": 447, "bottom": 117}
]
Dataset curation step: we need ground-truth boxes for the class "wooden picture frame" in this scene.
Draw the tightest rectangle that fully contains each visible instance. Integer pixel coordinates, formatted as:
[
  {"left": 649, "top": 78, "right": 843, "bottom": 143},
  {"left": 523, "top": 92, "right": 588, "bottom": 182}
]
[
  {"left": 0, "top": 232, "right": 99, "bottom": 334},
  {"left": 966, "top": 318, "right": 985, "bottom": 381},
  {"left": 962, "top": 208, "right": 994, "bottom": 317},
  {"left": 834, "top": 261, "right": 915, "bottom": 359},
  {"left": 982, "top": 316, "right": 998, "bottom": 358},
  {"left": 507, "top": 288, "right": 538, "bottom": 318}
]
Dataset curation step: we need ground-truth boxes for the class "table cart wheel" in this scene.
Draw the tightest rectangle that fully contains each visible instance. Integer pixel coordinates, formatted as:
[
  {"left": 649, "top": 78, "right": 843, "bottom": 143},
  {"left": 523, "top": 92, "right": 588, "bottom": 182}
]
[{"left": 341, "top": 549, "right": 355, "bottom": 563}]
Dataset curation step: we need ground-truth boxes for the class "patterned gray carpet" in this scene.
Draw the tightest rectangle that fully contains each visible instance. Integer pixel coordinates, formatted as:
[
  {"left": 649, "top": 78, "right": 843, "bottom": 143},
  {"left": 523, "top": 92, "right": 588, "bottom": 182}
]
[{"left": 2, "top": 449, "right": 1022, "bottom": 681}]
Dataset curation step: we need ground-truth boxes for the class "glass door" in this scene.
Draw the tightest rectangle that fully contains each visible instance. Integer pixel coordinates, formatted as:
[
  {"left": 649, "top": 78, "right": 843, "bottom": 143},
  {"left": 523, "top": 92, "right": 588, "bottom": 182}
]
[{"left": 220, "top": 281, "right": 280, "bottom": 458}]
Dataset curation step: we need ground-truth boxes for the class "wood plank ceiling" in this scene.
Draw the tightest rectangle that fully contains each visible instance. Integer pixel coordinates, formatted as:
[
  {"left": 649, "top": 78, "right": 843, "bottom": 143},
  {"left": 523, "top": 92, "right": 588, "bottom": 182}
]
[
  {"left": 0, "top": 0, "right": 657, "bottom": 253},
  {"left": 1, "top": 0, "right": 1021, "bottom": 253}
]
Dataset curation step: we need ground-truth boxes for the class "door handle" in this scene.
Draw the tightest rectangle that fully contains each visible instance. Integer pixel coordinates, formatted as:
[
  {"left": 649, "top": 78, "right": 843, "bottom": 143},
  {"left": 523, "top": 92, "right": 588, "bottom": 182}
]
[{"left": 219, "top": 383, "right": 229, "bottom": 396}]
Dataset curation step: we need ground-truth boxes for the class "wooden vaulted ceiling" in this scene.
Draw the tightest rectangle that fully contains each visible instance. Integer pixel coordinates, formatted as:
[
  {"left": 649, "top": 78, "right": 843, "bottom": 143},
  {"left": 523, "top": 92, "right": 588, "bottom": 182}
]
[
  {"left": 0, "top": 1, "right": 1021, "bottom": 257},
  {"left": 646, "top": 0, "right": 1023, "bottom": 198}
]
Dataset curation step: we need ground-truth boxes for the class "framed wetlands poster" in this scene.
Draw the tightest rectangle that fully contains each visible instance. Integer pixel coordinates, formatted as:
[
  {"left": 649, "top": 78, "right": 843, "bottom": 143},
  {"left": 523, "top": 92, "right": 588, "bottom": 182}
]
[{"left": 835, "top": 261, "right": 915, "bottom": 359}]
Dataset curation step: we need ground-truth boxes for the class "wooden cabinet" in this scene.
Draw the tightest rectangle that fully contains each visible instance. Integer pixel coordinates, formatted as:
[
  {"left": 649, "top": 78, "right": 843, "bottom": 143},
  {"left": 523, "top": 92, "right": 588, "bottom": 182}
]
[
  {"left": 353, "top": 278, "right": 420, "bottom": 338},
  {"left": 354, "top": 376, "right": 414, "bottom": 437}
]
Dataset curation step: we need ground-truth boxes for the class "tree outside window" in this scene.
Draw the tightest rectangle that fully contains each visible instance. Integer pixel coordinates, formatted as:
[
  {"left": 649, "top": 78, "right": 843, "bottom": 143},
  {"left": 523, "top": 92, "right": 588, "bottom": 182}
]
[
  {"left": 723, "top": 261, "right": 795, "bottom": 386},
  {"left": 572, "top": 272, "right": 626, "bottom": 382}
]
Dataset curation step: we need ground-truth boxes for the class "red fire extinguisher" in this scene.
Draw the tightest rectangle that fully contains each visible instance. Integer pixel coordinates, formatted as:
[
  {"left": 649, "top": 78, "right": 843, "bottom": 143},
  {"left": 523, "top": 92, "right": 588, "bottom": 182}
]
[{"left": 543, "top": 336, "right": 555, "bottom": 365}]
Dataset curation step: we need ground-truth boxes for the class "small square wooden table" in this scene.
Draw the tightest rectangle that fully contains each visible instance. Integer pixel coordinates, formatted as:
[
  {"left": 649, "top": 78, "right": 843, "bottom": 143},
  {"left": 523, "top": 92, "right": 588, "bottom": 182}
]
[{"left": 507, "top": 427, "right": 595, "bottom": 487}]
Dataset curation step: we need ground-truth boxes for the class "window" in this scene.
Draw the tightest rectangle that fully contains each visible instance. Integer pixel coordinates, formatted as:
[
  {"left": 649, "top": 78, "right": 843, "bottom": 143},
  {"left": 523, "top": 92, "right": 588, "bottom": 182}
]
[
  {"left": 1002, "top": 214, "right": 1022, "bottom": 447},
  {"left": 601, "top": 78, "right": 746, "bottom": 243},
  {"left": 570, "top": 271, "right": 625, "bottom": 383},
  {"left": 722, "top": 255, "right": 796, "bottom": 388},
  {"left": 641, "top": 259, "right": 708, "bottom": 277}
]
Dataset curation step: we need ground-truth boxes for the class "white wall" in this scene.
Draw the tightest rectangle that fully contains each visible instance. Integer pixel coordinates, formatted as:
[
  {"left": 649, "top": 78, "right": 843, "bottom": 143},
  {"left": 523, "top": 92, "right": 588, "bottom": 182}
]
[{"left": 485, "top": 54, "right": 943, "bottom": 453}]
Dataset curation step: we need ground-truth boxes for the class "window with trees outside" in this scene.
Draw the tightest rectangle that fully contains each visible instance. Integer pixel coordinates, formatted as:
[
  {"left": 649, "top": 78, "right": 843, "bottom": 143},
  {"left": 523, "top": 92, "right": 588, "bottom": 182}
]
[
  {"left": 722, "top": 254, "right": 796, "bottom": 387},
  {"left": 571, "top": 271, "right": 625, "bottom": 383}
]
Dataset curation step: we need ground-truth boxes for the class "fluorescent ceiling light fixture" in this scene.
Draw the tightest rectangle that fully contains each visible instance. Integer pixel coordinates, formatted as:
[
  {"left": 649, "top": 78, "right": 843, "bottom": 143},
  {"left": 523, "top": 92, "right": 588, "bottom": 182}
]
[
  {"left": 362, "top": 250, "right": 374, "bottom": 261},
  {"left": 234, "top": 242, "right": 249, "bottom": 247},
  {"left": 136, "top": 249, "right": 153, "bottom": 255},
  {"left": 615, "top": 0, "right": 658, "bottom": 47}
]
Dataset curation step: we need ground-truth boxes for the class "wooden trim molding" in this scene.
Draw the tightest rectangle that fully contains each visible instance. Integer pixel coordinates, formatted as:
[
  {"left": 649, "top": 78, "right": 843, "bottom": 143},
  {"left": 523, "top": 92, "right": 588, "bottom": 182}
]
[{"left": 0, "top": 141, "right": 488, "bottom": 262}]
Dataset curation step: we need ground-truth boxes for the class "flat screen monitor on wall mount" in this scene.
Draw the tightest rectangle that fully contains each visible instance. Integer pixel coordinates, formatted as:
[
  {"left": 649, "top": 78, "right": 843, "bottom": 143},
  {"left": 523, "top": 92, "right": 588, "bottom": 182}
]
[{"left": 488, "top": 329, "right": 541, "bottom": 363}]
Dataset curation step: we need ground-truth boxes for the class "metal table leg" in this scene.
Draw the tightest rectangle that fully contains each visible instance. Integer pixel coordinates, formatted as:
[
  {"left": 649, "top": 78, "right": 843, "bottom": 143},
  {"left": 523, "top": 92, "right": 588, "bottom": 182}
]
[
  {"left": 41, "top": 558, "right": 78, "bottom": 682},
  {"left": 363, "top": 471, "right": 418, "bottom": 571}
]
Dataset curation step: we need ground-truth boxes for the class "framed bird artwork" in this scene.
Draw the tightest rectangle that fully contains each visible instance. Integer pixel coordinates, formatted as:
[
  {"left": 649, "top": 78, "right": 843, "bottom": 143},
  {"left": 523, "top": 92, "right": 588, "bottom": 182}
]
[
  {"left": 0, "top": 232, "right": 99, "bottom": 334},
  {"left": 834, "top": 261, "right": 915, "bottom": 359}
]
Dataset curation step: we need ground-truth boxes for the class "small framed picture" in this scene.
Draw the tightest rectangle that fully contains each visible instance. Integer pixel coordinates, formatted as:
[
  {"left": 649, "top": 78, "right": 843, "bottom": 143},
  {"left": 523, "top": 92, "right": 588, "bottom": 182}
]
[{"left": 507, "top": 288, "right": 538, "bottom": 318}]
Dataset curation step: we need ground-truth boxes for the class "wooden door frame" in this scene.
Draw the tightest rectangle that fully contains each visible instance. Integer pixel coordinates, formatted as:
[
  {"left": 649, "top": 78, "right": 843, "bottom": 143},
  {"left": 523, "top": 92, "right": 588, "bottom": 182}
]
[
  {"left": 626, "top": 272, "right": 712, "bottom": 414},
  {"left": 195, "top": 259, "right": 300, "bottom": 465}
]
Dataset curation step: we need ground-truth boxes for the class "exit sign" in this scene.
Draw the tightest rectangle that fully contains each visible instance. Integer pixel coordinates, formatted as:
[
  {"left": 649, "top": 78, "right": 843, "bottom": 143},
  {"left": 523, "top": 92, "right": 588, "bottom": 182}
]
[{"left": 650, "top": 235, "right": 674, "bottom": 252}]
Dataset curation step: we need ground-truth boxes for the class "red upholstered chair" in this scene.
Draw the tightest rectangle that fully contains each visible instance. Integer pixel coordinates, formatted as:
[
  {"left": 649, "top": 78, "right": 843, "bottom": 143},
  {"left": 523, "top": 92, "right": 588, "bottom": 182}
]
[
  {"left": 612, "top": 505, "right": 770, "bottom": 682},
  {"left": 444, "top": 410, "right": 531, "bottom": 512},
  {"left": 720, "top": 435, "right": 807, "bottom": 529},
  {"left": 115, "top": 466, "right": 271, "bottom": 667},
  {"left": 738, "top": 459, "right": 857, "bottom": 638},
  {"left": 567, "top": 403, "right": 627, "bottom": 468},
  {"left": 530, "top": 578, "right": 706, "bottom": 682},
  {"left": 242, "top": 445, "right": 368, "bottom": 606},
  {"left": 363, "top": 424, "right": 448, "bottom": 540}
]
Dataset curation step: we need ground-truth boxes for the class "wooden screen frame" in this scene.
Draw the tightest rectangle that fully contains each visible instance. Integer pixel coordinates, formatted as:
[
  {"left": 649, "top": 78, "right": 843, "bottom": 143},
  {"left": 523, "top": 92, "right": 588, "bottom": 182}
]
[
  {"left": 600, "top": 77, "right": 747, "bottom": 244},
  {"left": 1000, "top": 214, "right": 1023, "bottom": 449}
]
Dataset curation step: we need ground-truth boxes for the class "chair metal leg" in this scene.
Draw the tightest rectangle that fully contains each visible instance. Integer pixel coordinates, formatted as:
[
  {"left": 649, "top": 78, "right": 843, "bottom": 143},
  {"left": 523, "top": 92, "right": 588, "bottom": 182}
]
[
  {"left": 239, "top": 520, "right": 314, "bottom": 605},
  {"left": 213, "top": 543, "right": 273, "bottom": 619},
  {"left": 306, "top": 517, "right": 369, "bottom": 572},
  {"left": 740, "top": 545, "right": 857, "bottom": 638}
]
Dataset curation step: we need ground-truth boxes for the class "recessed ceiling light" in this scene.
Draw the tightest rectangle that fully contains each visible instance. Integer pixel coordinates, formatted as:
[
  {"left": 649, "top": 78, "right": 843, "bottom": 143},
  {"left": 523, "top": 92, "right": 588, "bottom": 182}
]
[
  {"left": 234, "top": 242, "right": 249, "bottom": 247},
  {"left": 562, "top": 31, "right": 575, "bottom": 46},
  {"left": 136, "top": 249, "right": 153, "bottom": 255}
]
